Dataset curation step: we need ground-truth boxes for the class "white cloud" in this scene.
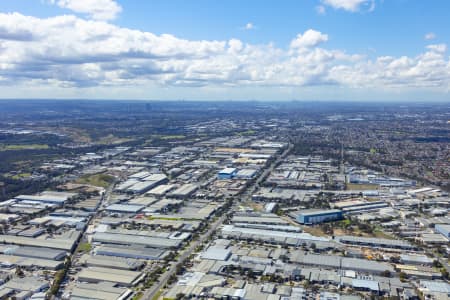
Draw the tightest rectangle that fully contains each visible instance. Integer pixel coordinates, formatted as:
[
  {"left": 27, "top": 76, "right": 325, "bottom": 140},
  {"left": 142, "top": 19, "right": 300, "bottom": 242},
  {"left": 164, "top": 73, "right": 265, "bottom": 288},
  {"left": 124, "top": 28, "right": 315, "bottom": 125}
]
[
  {"left": 424, "top": 32, "right": 436, "bottom": 40},
  {"left": 242, "top": 22, "right": 255, "bottom": 30},
  {"left": 51, "top": 0, "right": 122, "bottom": 21},
  {"left": 290, "top": 29, "right": 329, "bottom": 49},
  {"left": 321, "top": 0, "right": 374, "bottom": 12},
  {"left": 0, "top": 12, "right": 448, "bottom": 97},
  {"left": 426, "top": 44, "right": 447, "bottom": 53}
]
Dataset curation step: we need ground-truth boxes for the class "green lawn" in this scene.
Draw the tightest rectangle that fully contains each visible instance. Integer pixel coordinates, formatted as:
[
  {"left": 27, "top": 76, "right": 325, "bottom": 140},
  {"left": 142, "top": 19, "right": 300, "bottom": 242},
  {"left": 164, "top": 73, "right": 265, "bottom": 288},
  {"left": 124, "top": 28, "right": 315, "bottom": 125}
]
[
  {"left": 77, "top": 242, "right": 92, "bottom": 253},
  {"left": 0, "top": 144, "right": 49, "bottom": 151}
]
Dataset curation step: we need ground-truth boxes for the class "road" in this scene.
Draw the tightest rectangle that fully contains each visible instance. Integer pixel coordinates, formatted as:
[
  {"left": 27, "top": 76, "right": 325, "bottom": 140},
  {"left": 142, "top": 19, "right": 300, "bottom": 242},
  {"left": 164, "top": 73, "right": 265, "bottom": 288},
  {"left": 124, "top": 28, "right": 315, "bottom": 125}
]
[
  {"left": 142, "top": 212, "right": 227, "bottom": 300},
  {"left": 242, "top": 143, "right": 293, "bottom": 201}
]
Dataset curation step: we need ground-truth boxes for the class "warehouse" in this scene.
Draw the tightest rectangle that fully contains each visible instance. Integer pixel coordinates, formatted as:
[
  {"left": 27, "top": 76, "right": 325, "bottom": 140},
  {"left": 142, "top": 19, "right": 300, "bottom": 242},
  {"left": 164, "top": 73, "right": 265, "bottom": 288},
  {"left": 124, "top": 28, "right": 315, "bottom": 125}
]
[
  {"left": 2, "top": 276, "right": 49, "bottom": 293},
  {"left": 201, "top": 246, "right": 231, "bottom": 261},
  {"left": 147, "top": 184, "right": 176, "bottom": 196},
  {"left": 435, "top": 224, "right": 450, "bottom": 239},
  {"left": 235, "top": 169, "right": 258, "bottom": 179},
  {"left": 333, "top": 200, "right": 389, "bottom": 213},
  {"left": 79, "top": 254, "right": 144, "bottom": 270},
  {"left": 92, "top": 232, "right": 182, "bottom": 249},
  {"left": 169, "top": 183, "right": 198, "bottom": 198},
  {"left": 70, "top": 282, "right": 132, "bottom": 300},
  {"left": 142, "top": 173, "right": 168, "bottom": 182},
  {"left": 95, "top": 245, "right": 167, "bottom": 260},
  {"left": 115, "top": 179, "right": 139, "bottom": 191},
  {"left": 0, "top": 233, "right": 80, "bottom": 251},
  {"left": 0, "top": 245, "right": 67, "bottom": 261},
  {"left": 296, "top": 209, "right": 343, "bottom": 224},
  {"left": 126, "top": 181, "right": 160, "bottom": 194},
  {"left": 232, "top": 215, "right": 289, "bottom": 226},
  {"left": 105, "top": 204, "right": 144, "bottom": 214},
  {"left": 289, "top": 251, "right": 395, "bottom": 275},
  {"left": 0, "top": 254, "right": 64, "bottom": 270},
  {"left": 15, "top": 191, "right": 77, "bottom": 206},
  {"left": 221, "top": 225, "right": 330, "bottom": 246},
  {"left": 217, "top": 168, "right": 237, "bottom": 179},
  {"left": 233, "top": 223, "right": 301, "bottom": 233},
  {"left": 264, "top": 202, "right": 277, "bottom": 213},
  {"left": 400, "top": 254, "right": 433, "bottom": 266},
  {"left": 335, "top": 235, "right": 416, "bottom": 250},
  {"left": 77, "top": 267, "right": 145, "bottom": 287}
]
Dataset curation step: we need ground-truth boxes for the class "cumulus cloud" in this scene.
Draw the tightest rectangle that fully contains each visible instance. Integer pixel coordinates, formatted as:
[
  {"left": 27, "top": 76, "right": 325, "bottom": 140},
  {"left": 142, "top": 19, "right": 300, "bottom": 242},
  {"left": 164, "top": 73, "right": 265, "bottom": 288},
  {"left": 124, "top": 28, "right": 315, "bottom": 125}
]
[
  {"left": 242, "top": 22, "right": 255, "bottom": 30},
  {"left": 0, "top": 12, "right": 448, "bottom": 93},
  {"left": 321, "top": 0, "right": 375, "bottom": 12},
  {"left": 50, "top": 0, "right": 122, "bottom": 21},
  {"left": 290, "top": 29, "right": 329, "bottom": 49}
]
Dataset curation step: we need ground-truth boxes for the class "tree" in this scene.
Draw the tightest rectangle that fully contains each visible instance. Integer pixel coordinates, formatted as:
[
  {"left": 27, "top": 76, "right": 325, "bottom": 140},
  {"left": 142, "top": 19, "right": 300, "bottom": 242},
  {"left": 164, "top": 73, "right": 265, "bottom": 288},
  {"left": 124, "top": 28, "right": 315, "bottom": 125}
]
[
  {"left": 399, "top": 272, "right": 407, "bottom": 282},
  {"left": 432, "top": 260, "right": 442, "bottom": 268},
  {"left": 389, "top": 256, "right": 401, "bottom": 264},
  {"left": 15, "top": 266, "right": 24, "bottom": 277}
]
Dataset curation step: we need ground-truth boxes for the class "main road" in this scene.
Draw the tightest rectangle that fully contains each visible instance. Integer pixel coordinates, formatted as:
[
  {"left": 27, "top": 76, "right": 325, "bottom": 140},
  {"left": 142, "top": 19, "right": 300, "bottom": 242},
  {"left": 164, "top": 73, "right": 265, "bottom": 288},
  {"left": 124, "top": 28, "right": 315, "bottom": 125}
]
[{"left": 142, "top": 213, "right": 227, "bottom": 300}]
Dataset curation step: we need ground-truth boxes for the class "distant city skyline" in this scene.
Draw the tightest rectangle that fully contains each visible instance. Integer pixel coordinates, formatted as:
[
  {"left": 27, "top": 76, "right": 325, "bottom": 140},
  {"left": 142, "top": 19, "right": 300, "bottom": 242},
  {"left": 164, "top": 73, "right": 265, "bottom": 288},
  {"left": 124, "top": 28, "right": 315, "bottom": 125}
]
[{"left": 0, "top": 0, "right": 449, "bottom": 101}]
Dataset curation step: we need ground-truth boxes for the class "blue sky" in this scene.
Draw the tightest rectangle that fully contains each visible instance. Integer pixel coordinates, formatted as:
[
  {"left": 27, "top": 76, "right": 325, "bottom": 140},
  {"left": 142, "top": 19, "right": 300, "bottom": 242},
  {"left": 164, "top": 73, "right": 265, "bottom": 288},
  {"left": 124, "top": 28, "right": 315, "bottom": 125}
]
[{"left": 0, "top": 0, "right": 449, "bottom": 101}]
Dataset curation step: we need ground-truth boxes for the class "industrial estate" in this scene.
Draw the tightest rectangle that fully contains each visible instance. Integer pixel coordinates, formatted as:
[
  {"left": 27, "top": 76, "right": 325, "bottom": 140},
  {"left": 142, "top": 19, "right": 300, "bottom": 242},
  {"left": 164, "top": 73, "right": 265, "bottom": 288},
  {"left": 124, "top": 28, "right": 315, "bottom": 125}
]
[{"left": 0, "top": 101, "right": 449, "bottom": 300}]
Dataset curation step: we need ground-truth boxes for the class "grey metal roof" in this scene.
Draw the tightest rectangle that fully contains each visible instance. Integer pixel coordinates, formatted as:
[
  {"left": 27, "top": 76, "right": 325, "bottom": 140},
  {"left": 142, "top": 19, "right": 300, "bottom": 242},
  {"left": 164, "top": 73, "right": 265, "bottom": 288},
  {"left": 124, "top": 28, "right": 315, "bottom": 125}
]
[{"left": 92, "top": 232, "right": 181, "bottom": 248}]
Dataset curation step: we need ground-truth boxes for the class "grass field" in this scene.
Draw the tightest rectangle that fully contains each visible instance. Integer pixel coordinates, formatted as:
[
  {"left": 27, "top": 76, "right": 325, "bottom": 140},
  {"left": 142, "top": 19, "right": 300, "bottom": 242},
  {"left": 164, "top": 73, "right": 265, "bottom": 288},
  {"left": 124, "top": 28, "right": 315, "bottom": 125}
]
[
  {"left": 151, "top": 290, "right": 162, "bottom": 300},
  {"left": 98, "top": 134, "right": 135, "bottom": 145},
  {"left": 10, "top": 172, "right": 32, "bottom": 179},
  {"left": 76, "top": 242, "right": 92, "bottom": 253},
  {"left": 0, "top": 144, "right": 49, "bottom": 151},
  {"left": 155, "top": 135, "right": 186, "bottom": 140},
  {"left": 75, "top": 173, "right": 115, "bottom": 188}
]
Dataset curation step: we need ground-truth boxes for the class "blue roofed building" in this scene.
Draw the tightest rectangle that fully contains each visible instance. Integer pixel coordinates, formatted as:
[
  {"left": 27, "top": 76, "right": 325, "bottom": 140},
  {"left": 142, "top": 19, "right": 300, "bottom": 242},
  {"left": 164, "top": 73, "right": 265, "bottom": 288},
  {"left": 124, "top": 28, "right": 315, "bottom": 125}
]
[
  {"left": 435, "top": 224, "right": 450, "bottom": 239},
  {"left": 296, "top": 209, "right": 343, "bottom": 224},
  {"left": 217, "top": 168, "right": 237, "bottom": 180}
]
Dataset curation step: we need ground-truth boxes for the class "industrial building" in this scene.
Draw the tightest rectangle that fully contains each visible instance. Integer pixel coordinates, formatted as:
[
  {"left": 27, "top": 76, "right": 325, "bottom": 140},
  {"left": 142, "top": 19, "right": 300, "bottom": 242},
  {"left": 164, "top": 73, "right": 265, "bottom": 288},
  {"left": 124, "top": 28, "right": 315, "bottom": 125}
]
[
  {"left": 0, "top": 232, "right": 80, "bottom": 251},
  {"left": 201, "top": 246, "right": 231, "bottom": 261},
  {"left": 95, "top": 245, "right": 167, "bottom": 260},
  {"left": 0, "top": 245, "right": 67, "bottom": 261},
  {"left": 15, "top": 191, "right": 77, "bottom": 206},
  {"left": 92, "top": 232, "right": 182, "bottom": 249},
  {"left": 435, "top": 224, "right": 450, "bottom": 239},
  {"left": 217, "top": 168, "right": 237, "bottom": 180},
  {"left": 79, "top": 254, "right": 144, "bottom": 270},
  {"left": 289, "top": 251, "right": 395, "bottom": 275},
  {"left": 221, "top": 224, "right": 331, "bottom": 247},
  {"left": 296, "top": 209, "right": 343, "bottom": 224},
  {"left": 333, "top": 200, "right": 389, "bottom": 214},
  {"left": 168, "top": 183, "right": 198, "bottom": 198},
  {"left": 335, "top": 236, "right": 416, "bottom": 250},
  {"left": 77, "top": 267, "right": 145, "bottom": 287},
  {"left": 69, "top": 282, "right": 132, "bottom": 300},
  {"left": 105, "top": 204, "right": 144, "bottom": 214},
  {"left": 235, "top": 169, "right": 257, "bottom": 179}
]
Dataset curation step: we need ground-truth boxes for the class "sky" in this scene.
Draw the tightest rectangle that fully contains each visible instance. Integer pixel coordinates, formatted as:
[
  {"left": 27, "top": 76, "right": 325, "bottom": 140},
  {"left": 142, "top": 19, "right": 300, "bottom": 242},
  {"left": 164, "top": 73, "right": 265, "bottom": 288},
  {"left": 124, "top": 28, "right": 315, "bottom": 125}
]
[{"left": 0, "top": 0, "right": 449, "bottom": 101}]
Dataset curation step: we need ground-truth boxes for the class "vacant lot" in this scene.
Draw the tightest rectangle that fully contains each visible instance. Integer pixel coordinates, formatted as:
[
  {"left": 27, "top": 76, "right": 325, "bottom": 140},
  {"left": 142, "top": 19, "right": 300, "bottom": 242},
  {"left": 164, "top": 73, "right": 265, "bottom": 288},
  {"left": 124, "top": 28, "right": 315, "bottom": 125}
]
[{"left": 75, "top": 173, "right": 115, "bottom": 188}]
